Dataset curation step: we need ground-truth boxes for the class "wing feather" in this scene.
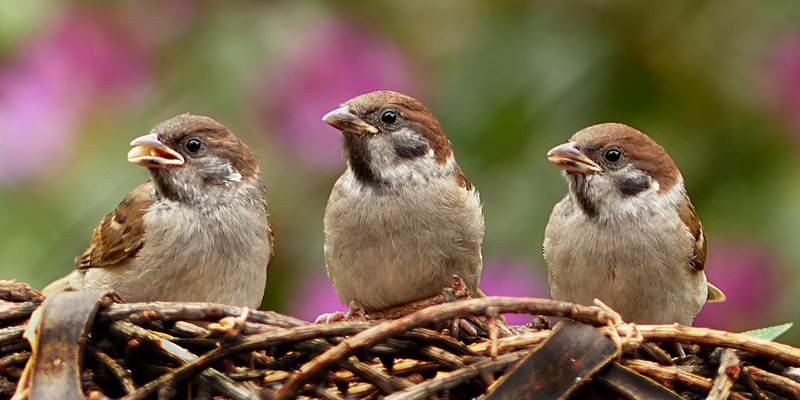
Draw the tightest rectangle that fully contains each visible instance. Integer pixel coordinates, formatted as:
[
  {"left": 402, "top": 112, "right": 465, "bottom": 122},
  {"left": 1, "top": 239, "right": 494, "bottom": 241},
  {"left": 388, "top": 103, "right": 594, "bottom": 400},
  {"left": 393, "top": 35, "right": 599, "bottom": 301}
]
[
  {"left": 75, "top": 182, "right": 156, "bottom": 269},
  {"left": 678, "top": 195, "right": 706, "bottom": 272}
]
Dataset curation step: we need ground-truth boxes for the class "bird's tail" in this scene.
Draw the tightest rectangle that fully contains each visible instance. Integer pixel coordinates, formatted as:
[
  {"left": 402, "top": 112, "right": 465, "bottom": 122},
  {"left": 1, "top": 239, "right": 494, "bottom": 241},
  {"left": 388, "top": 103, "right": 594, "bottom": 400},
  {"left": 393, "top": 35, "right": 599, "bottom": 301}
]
[{"left": 706, "top": 282, "right": 726, "bottom": 302}]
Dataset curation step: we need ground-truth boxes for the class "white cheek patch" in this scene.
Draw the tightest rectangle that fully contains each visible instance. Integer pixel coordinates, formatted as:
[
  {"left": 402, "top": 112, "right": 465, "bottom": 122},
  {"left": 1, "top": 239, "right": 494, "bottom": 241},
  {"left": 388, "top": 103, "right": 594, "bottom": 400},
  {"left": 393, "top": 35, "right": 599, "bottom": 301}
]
[
  {"left": 591, "top": 170, "right": 682, "bottom": 223},
  {"left": 228, "top": 171, "right": 242, "bottom": 182},
  {"left": 342, "top": 129, "right": 458, "bottom": 191},
  {"left": 202, "top": 157, "right": 243, "bottom": 184}
]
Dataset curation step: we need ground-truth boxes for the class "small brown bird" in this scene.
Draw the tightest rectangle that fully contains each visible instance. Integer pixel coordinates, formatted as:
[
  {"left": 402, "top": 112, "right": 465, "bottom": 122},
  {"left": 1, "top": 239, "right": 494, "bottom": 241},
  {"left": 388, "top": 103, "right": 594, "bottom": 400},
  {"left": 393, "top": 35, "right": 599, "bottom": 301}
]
[
  {"left": 43, "top": 114, "right": 273, "bottom": 308},
  {"left": 322, "top": 90, "right": 484, "bottom": 312},
  {"left": 543, "top": 122, "right": 724, "bottom": 325}
]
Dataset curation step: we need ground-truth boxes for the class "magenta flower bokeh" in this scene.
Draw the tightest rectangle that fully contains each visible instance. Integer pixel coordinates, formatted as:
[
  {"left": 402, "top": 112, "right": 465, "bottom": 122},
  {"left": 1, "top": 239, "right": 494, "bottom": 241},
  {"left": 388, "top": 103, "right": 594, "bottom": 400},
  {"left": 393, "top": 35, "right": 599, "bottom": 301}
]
[
  {"left": 286, "top": 268, "right": 343, "bottom": 323},
  {"left": 762, "top": 28, "right": 800, "bottom": 146},
  {"left": 477, "top": 259, "right": 550, "bottom": 325},
  {"left": 694, "top": 238, "right": 786, "bottom": 332},
  {"left": 255, "top": 20, "right": 422, "bottom": 168},
  {"left": 287, "top": 258, "right": 548, "bottom": 325},
  {"left": 0, "top": 10, "right": 151, "bottom": 185}
]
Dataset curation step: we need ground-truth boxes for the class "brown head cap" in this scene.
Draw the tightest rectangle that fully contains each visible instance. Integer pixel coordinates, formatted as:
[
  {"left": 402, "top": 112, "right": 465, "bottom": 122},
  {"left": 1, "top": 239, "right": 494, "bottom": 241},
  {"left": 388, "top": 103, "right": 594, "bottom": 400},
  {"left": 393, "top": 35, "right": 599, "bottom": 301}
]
[
  {"left": 570, "top": 122, "right": 680, "bottom": 192},
  {"left": 341, "top": 91, "right": 454, "bottom": 164}
]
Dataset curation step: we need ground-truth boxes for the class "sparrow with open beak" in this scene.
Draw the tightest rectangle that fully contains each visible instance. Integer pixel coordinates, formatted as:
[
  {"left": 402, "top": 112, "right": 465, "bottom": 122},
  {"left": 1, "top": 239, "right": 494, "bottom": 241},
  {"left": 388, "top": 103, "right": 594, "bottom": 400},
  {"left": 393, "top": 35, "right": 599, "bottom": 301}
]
[
  {"left": 43, "top": 114, "right": 273, "bottom": 308},
  {"left": 543, "top": 122, "right": 724, "bottom": 325}
]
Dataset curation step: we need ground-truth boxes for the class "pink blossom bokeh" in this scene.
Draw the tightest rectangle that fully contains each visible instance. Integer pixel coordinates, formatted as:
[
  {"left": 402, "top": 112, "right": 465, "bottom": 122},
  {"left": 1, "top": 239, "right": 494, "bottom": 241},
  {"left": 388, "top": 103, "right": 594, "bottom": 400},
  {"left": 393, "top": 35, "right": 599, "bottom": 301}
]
[
  {"left": 255, "top": 21, "right": 422, "bottom": 168},
  {"left": 762, "top": 28, "right": 800, "bottom": 147},
  {"left": 694, "top": 238, "right": 787, "bottom": 332},
  {"left": 287, "top": 258, "right": 548, "bottom": 326},
  {"left": 0, "top": 11, "right": 151, "bottom": 184}
]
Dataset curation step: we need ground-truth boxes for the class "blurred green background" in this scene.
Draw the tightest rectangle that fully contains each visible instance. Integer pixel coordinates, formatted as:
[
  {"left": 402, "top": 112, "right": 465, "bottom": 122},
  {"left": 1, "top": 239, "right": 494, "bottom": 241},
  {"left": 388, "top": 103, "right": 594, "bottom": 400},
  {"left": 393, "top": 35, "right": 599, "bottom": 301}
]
[{"left": 1, "top": 0, "right": 799, "bottom": 342}]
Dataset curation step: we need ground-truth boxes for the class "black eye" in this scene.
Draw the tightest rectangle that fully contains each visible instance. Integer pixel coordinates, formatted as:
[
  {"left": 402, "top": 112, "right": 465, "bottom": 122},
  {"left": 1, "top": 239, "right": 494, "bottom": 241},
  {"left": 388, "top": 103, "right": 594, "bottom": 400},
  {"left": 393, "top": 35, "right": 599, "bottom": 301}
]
[
  {"left": 185, "top": 138, "right": 202, "bottom": 153},
  {"left": 604, "top": 148, "right": 622, "bottom": 163},
  {"left": 381, "top": 110, "right": 398, "bottom": 125}
]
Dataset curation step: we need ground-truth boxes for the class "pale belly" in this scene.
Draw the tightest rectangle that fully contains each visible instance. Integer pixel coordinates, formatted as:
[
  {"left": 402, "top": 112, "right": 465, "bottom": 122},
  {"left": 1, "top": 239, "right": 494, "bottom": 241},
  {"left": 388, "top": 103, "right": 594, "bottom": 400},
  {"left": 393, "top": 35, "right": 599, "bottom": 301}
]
[
  {"left": 545, "top": 203, "right": 707, "bottom": 325},
  {"left": 324, "top": 178, "right": 483, "bottom": 312}
]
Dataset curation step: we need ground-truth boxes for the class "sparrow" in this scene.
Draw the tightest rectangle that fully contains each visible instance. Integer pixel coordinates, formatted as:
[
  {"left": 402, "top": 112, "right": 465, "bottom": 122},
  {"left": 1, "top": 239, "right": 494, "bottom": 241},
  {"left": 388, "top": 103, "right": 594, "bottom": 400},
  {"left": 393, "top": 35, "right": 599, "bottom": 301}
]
[
  {"left": 543, "top": 122, "right": 724, "bottom": 326},
  {"left": 43, "top": 114, "right": 273, "bottom": 308},
  {"left": 322, "top": 90, "right": 484, "bottom": 313}
]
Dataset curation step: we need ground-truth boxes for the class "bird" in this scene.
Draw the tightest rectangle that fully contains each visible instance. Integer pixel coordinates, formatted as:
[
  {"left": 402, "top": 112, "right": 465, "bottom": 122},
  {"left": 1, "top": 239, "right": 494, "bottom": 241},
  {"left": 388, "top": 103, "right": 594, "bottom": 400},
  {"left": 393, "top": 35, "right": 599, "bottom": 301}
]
[
  {"left": 43, "top": 113, "right": 273, "bottom": 308},
  {"left": 543, "top": 122, "right": 724, "bottom": 325},
  {"left": 321, "top": 90, "right": 484, "bottom": 313}
]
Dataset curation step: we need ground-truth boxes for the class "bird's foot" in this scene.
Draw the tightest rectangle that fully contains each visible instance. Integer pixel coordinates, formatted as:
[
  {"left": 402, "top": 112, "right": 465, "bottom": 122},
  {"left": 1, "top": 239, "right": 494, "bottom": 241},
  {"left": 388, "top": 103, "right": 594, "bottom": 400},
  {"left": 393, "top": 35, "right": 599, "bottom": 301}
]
[
  {"left": 208, "top": 307, "right": 250, "bottom": 337},
  {"left": 314, "top": 300, "right": 366, "bottom": 324}
]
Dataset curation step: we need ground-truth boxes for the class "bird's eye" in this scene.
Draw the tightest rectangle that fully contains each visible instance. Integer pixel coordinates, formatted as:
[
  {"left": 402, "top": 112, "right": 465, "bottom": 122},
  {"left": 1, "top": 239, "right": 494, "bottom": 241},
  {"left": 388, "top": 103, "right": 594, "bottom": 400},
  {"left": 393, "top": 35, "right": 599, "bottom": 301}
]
[
  {"left": 381, "top": 110, "right": 398, "bottom": 125},
  {"left": 185, "top": 138, "right": 202, "bottom": 153},
  {"left": 604, "top": 148, "right": 622, "bottom": 163}
]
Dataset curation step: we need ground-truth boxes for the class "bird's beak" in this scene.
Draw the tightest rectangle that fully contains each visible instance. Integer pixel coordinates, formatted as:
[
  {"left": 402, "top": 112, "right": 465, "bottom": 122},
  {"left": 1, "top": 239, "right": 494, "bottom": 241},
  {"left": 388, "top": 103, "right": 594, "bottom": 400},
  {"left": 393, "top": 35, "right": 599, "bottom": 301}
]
[
  {"left": 127, "top": 132, "right": 185, "bottom": 168},
  {"left": 547, "top": 142, "right": 602, "bottom": 173},
  {"left": 322, "top": 106, "right": 379, "bottom": 135}
]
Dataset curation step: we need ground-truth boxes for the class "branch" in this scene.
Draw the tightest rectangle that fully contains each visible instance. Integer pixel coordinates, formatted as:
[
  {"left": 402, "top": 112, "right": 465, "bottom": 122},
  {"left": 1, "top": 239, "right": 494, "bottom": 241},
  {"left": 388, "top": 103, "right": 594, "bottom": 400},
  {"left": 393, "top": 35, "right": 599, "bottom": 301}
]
[{"left": 274, "top": 297, "right": 607, "bottom": 400}]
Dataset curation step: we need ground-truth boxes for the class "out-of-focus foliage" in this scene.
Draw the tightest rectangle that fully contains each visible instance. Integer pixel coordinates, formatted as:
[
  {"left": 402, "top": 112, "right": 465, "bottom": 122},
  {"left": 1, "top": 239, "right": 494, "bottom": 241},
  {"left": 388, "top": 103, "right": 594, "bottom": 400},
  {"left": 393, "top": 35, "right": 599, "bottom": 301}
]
[{"left": 1, "top": 0, "right": 799, "bottom": 342}]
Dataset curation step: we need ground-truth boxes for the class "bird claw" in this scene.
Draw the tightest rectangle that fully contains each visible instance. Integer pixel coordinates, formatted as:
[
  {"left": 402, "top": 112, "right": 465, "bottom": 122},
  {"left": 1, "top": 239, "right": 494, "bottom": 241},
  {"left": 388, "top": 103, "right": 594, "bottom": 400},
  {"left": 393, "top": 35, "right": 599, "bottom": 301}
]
[
  {"left": 314, "top": 300, "right": 366, "bottom": 324},
  {"left": 314, "top": 312, "right": 345, "bottom": 324},
  {"left": 208, "top": 307, "right": 249, "bottom": 337}
]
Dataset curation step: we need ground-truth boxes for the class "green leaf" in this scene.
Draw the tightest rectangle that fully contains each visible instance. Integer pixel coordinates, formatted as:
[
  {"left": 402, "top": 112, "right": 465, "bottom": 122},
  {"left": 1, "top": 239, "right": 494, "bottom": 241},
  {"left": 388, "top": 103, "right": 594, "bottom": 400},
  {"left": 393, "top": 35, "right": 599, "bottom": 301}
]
[{"left": 741, "top": 322, "right": 793, "bottom": 341}]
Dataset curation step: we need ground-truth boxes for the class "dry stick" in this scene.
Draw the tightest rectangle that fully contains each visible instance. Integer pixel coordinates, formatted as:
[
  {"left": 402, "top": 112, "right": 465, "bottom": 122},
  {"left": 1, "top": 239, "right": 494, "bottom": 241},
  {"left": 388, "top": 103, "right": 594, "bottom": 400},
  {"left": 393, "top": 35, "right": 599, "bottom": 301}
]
[
  {"left": 488, "top": 313, "right": 498, "bottom": 360},
  {"left": 383, "top": 351, "right": 527, "bottom": 400},
  {"left": 116, "top": 322, "right": 370, "bottom": 398},
  {"left": 0, "top": 281, "right": 44, "bottom": 303},
  {"left": 338, "top": 356, "right": 413, "bottom": 393},
  {"left": 639, "top": 342, "right": 674, "bottom": 366},
  {"left": 623, "top": 359, "right": 750, "bottom": 400},
  {"left": 748, "top": 366, "right": 800, "bottom": 400},
  {"left": 314, "top": 386, "right": 345, "bottom": 400},
  {"left": 610, "top": 324, "right": 800, "bottom": 367},
  {"left": 738, "top": 365, "right": 768, "bottom": 400},
  {"left": 414, "top": 345, "right": 466, "bottom": 370},
  {"left": 95, "top": 296, "right": 800, "bottom": 399},
  {"left": 87, "top": 344, "right": 136, "bottom": 394},
  {"left": 0, "top": 326, "right": 26, "bottom": 348},
  {"left": 707, "top": 349, "right": 740, "bottom": 400},
  {"left": 313, "top": 334, "right": 463, "bottom": 394},
  {"left": 398, "top": 328, "right": 479, "bottom": 356},
  {"left": 274, "top": 297, "right": 608, "bottom": 400},
  {"left": 0, "top": 302, "right": 39, "bottom": 320},
  {"left": 468, "top": 330, "right": 550, "bottom": 356},
  {"left": 292, "top": 338, "right": 412, "bottom": 393},
  {"left": 100, "top": 302, "right": 310, "bottom": 329},
  {"left": 109, "top": 321, "right": 263, "bottom": 400},
  {"left": 0, "top": 351, "right": 29, "bottom": 370},
  {"left": 285, "top": 337, "right": 411, "bottom": 394}
]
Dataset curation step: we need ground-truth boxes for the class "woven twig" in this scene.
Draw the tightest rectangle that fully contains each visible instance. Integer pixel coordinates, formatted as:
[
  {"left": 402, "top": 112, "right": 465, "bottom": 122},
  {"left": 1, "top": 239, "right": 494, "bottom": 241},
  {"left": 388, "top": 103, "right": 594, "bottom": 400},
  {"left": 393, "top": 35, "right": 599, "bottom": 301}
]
[{"left": 0, "top": 280, "right": 798, "bottom": 400}]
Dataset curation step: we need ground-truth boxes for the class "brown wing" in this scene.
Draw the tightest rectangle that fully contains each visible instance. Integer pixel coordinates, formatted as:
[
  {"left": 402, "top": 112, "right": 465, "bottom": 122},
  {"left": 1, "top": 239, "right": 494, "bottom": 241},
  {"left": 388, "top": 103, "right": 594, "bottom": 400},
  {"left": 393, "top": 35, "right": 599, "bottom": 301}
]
[
  {"left": 453, "top": 166, "right": 472, "bottom": 190},
  {"left": 678, "top": 194, "right": 706, "bottom": 272},
  {"left": 75, "top": 182, "right": 157, "bottom": 269},
  {"left": 266, "top": 217, "right": 275, "bottom": 267},
  {"left": 678, "top": 195, "right": 727, "bottom": 302}
]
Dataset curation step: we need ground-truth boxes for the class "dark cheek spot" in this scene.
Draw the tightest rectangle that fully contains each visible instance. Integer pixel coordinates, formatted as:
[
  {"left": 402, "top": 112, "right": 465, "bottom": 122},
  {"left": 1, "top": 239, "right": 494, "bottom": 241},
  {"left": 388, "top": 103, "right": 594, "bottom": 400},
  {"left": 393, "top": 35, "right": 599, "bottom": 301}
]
[
  {"left": 618, "top": 175, "right": 651, "bottom": 196},
  {"left": 393, "top": 138, "right": 428, "bottom": 159}
]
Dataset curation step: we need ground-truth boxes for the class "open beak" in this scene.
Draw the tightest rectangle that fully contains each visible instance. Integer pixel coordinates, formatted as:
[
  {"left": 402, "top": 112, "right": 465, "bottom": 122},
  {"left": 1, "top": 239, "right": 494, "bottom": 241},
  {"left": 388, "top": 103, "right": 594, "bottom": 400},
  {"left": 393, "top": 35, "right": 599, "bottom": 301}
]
[
  {"left": 547, "top": 142, "right": 602, "bottom": 174},
  {"left": 127, "top": 133, "right": 185, "bottom": 168},
  {"left": 322, "top": 106, "right": 379, "bottom": 135}
]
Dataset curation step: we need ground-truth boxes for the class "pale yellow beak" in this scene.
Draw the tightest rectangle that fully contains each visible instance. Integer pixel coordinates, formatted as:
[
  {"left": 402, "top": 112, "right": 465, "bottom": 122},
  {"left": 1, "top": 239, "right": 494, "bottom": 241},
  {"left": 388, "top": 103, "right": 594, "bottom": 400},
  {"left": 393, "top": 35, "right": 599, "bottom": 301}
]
[
  {"left": 547, "top": 141, "right": 602, "bottom": 173},
  {"left": 127, "top": 132, "right": 185, "bottom": 168},
  {"left": 322, "top": 106, "right": 379, "bottom": 135}
]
